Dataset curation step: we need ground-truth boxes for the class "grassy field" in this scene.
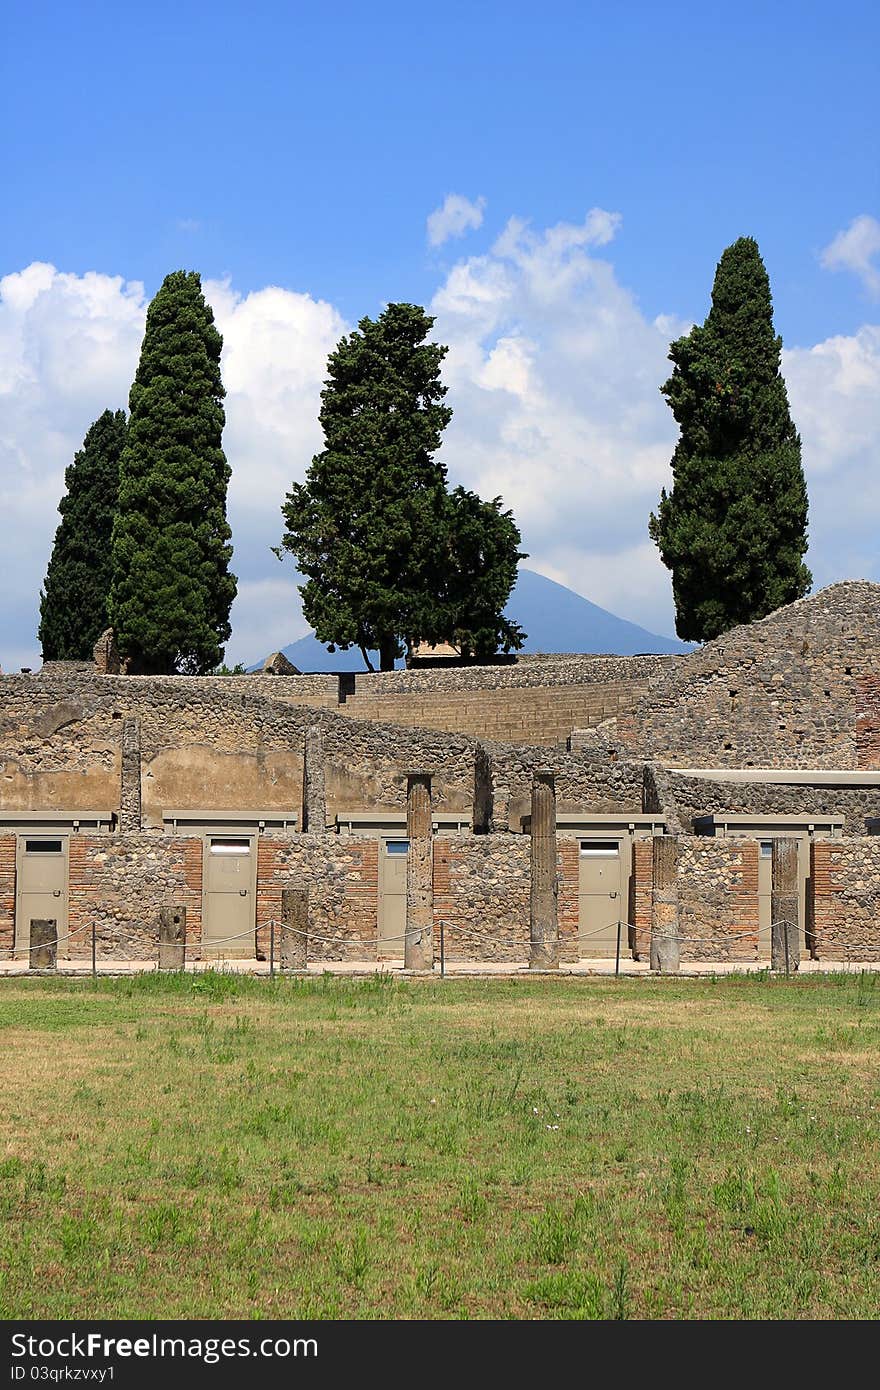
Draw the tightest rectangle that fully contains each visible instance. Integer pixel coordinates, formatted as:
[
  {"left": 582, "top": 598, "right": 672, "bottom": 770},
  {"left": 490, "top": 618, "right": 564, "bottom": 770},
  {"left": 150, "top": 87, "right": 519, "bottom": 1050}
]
[{"left": 1, "top": 969, "right": 879, "bottom": 1320}]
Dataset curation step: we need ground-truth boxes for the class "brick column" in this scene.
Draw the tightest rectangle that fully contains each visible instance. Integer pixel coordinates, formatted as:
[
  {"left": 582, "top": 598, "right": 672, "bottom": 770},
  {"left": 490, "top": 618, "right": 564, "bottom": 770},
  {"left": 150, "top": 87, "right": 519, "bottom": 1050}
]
[
  {"left": 303, "top": 726, "right": 326, "bottom": 832},
  {"left": 530, "top": 769, "right": 559, "bottom": 969},
  {"left": 650, "top": 836, "right": 679, "bottom": 973},
  {"left": 120, "top": 718, "right": 141, "bottom": 832},
  {"left": 771, "top": 838, "right": 800, "bottom": 972},
  {"left": 405, "top": 773, "right": 433, "bottom": 971}
]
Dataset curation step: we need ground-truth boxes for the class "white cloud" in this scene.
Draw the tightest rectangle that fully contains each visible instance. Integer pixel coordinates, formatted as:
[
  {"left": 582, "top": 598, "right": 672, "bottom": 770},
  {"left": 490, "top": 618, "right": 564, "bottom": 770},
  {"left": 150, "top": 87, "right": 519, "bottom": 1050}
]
[
  {"left": 224, "top": 578, "right": 310, "bottom": 665},
  {"left": 784, "top": 326, "right": 880, "bottom": 590},
  {"left": 426, "top": 193, "right": 486, "bottom": 248},
  {"left": 431, "top": 209, "right": 682, "bottom": 635},
  {"left": 2, "top": 230, "right": 879, "bottom": 672},
  {"left": 820, "top": 214, "right": 880, "bottom": 296}
]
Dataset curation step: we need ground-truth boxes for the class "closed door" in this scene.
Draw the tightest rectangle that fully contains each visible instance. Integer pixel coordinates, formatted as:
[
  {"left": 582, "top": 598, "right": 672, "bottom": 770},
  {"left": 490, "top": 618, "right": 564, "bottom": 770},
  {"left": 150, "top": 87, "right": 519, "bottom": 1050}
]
[
  {"left": 203, "top": 837, "right": 254, "bottom": 957},
  {"left": 16, "top": 837, "right": 68, "bottom": 956},
  {"left": 378, "top": 839, "right": 408, "bottom": 958},
  {"left": 578, "top": 841, "right": 622, "bottom": 957}
]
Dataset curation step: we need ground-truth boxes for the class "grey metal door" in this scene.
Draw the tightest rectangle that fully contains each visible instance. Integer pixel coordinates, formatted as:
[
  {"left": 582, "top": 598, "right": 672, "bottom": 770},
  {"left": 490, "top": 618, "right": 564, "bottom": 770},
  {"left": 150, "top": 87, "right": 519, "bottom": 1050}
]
[
  {"left": 16, "top": 836, "right": 68, "bottom": 956},
  {"left": 578, "top": 841, "right": 622, "bottom": 957},
  {"left": 203, "top": 836, "right": 255, "bottom": 957},
  {"left": 378, "top": 839, "right": 408, "bottom": 959}
]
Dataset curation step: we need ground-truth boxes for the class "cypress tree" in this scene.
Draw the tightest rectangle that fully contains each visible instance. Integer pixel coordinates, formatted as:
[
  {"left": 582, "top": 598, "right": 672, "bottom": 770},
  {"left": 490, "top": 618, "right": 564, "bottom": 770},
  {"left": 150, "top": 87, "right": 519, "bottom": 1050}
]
[
  {"left": 38, "top": 409, "right": 128, "bottom": 660},
  {"left": 109, "top": 270, "right": 236, "bottom": 674},
  {"left": 649, "top": 237, "right": 811, "bottom": 642},
  {"left": 279, "top": 303, "right": 451, "bottom": 671}
]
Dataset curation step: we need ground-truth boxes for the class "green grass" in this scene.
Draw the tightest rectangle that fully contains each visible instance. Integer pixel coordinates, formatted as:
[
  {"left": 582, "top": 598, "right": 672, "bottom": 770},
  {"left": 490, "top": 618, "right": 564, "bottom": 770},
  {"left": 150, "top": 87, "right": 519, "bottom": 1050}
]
[{"left": 1, "top": 970, "right": 879, "bottom": 1319}]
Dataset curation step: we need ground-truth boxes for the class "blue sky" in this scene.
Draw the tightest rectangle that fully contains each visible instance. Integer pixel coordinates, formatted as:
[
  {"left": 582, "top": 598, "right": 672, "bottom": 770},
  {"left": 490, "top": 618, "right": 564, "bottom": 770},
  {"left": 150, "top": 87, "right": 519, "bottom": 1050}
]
[{"left": 1, "top": 0, "right": 879, "bottom": 668}]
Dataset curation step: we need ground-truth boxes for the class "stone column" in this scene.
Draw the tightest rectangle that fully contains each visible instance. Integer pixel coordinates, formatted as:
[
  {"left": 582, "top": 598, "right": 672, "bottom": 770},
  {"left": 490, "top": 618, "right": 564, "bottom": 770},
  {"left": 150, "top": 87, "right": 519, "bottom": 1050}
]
[
  {"left": 281, "top": 887, "right": 309, "bottom": 969},
  {"left": 529, "top": 770, "right": 559, "bottom": 969},
  {"left": 771, "top": 838, "right": 800, "bottom": 973},
  {"left": 650, "top": 836, "right": 680, "bottom": 973},
  {"left": 158, "top": 906, "right": 186, "bottom": 969},
  {"left": 30, "top": 919, "right": 57, "bottom": 971},
  {"left": 473, "top": 743, "right": 494, "bottom": 833},
  {"left": 303, "top": 726, "right": 326, "bottom": 832},
  {"left": 120, "top": 718, "right": 141, "bottom": 833},
  {"left": 405, "top": 773, "right": 433, "bottom": 971}
]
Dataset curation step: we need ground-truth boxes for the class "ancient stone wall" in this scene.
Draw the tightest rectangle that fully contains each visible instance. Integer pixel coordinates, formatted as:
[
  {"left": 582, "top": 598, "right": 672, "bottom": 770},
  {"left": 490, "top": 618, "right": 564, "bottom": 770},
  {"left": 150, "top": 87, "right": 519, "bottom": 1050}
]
[
  {"left": 664, "top": 773, "right": 880, "bottom": 835},
  {"left": 341, "top": 655, "right": 674, "bottom": 746},
  {"left": 676, "top": 837, "right": 760, "bottom": 961},
  {"left": 255, "top": 833, "right": 379, "bottom": 962},
  {"left": 433, "top": 833, "right": 579, "bottom": 963},
  {"left": 351, "top": 654, "right": 675, "bottom": 693},
  {"left": 811, "top": 838, "right": 880, "bottom": 961},
  {"left": 618, "top": 583, "right": 880, "bottom": 769},
  {"left": 0, "top": 672, "right": 479, "bottom": 828},
  {"left": 67, "top": 834, "right": 203, "bottom": 959},
  {"left": 484, "top": 743, "right": 645, "bottom": 831}
]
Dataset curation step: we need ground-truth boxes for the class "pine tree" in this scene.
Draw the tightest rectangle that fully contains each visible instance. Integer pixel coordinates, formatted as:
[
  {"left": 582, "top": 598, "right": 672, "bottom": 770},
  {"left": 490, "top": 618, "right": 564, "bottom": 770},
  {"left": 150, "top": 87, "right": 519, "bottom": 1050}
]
[
  {"left": 38, "top": 409, "right": 128, "bottom": 660},
  {"left": 438, "top": 488, "right": 526, "bottom": 661},
  {"left": 108, "top": 271, "right": 236, "bottom": 674},
  {"left": 279, "top": 303, "right": 452, "bottom": 671},
  {"left": 649, "top": 237, "right": 811, "bottom": 642}
]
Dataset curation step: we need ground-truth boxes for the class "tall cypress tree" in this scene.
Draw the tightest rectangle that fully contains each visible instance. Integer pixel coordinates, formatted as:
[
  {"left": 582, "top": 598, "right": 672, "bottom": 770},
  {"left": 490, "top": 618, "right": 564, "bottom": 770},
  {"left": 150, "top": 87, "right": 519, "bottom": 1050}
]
[
  {"left": 279, "top": 303, "right": 451, "bottom": 671},
  {"left": 38, "top": 409, "right": 128, "bottom": 660},
  {"left": 649, "top": 237, "right": 811, "bottom": 642},
  {"left": 109, "top": 271, "right": 236, "bottom": 674}
]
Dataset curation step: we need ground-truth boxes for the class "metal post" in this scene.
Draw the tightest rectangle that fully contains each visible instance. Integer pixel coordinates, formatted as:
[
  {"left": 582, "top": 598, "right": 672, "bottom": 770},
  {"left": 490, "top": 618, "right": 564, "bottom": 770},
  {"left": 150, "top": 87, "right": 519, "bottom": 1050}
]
[
  {"left": 440, "top": 919, "right": 445, "bottom": 978},
  {"left": 92, "top": 922, "right": 97, "bottom": 982},
  {"left": 784, "top": 920, "right": 790, "bottom": 979},
  {"left": 615, "top": 919, "right": 621, "bottom": 978},
  {"left": 270, "top": 919, "right": 275, "bottom": 979}
]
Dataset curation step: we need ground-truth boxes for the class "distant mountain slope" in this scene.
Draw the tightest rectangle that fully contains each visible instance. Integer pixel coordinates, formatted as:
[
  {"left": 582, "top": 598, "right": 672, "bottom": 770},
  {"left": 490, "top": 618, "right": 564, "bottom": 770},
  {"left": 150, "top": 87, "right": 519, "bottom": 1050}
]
[
  {"left": 250, "top": 568, "right": 687, "bottom": 671},
  {"left": 512, "top": 569, "right": 686, "bottom": 655}
]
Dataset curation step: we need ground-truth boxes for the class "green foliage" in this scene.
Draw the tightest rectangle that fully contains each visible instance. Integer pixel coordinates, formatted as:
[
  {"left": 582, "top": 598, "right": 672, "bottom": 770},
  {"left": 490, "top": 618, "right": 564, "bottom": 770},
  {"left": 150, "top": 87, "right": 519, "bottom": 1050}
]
[
  {"left": 279, "top": 303, "right": 525, "bottom": 669},
  {"left": 649, "top": 237, "right": 811, "bottom": 642},
  {"left": 38, "top": 410, "right": 127, "bottom": 660},
  {"left": 437, "top": 488, "right": 526, "bottom": 661},
  {"left": 108, "top": 270, "right": 236, "bottom": 674}
]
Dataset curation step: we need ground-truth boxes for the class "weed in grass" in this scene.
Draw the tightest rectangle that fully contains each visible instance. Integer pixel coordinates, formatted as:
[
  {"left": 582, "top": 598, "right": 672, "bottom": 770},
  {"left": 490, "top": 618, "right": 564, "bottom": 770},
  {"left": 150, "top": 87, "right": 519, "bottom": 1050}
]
[
  {"left": 611, "top": 1258, "right": 630, "bottom": 1320},
  {"left": 529, "top": 1204, "right": 579, "bottom": 1264},
  {"left": 523, "top": 1269, "right": 606, "bottom": 1319},
  {"left": 58, "top": 1214, "right": 98, "bottom": 1265},
  {"left": 458, "top": 1176, "right": 488, "bottom": 1224},
  {"left": 332, "top": 1228, "right": 370, "bottom": 1286},
  {"left": 140, "top": 1203, "right": 190, "bottom": 1249}
]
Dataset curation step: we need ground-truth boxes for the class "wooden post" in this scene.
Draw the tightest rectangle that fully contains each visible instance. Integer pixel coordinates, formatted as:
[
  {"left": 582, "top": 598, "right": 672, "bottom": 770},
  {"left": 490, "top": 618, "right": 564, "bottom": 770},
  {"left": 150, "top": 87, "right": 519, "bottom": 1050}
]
[
  {"left": 281, "top": 888, "right": 309, "bottom": 969},
  {"left": 29, "top": 919, "right": 56, "bottom": 971},
  {"left": 158, "top": 906, "right": 186, "bottom": 970},
  {"left": 530, "top": 769, "right": 559, "bottom": 969},
  {"left": 650, "top": 836, "right": 680, "bottom": 973},
  {"left": 405, "top": 772, "right": 433, "bottom": 971},
  {"left": 771, "top": 838, "right": 800, "bottom": 973}
]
